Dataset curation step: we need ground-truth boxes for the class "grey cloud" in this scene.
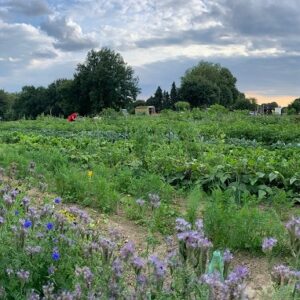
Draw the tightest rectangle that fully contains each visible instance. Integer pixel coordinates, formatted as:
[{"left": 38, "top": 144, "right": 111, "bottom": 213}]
[
  {"left": 0, "top": 21, "right": 57, "bottom": 78},
  {"left": 214, "top": 0, "right": 300, "bottom": 37},
  {"left": 1, "top": 0, "right": 51, "bottom": 16},
  {"left": 135, "top": 27, "right": 239, "bottom": 48},
  {"left": 33, "top": 49, "right": 58, "bottom": 59},
  {"left": 41, "top": 16, "right": 98, "bottom": 51}
]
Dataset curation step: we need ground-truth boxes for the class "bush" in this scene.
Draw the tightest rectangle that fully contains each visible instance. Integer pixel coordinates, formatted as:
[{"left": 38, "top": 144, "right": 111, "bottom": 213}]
[
  {"left": 204, "top": 190, "right": 287, "bottom": 252},
  {"left": 175, "top": 101, "right": 190, "bottom": 111}
]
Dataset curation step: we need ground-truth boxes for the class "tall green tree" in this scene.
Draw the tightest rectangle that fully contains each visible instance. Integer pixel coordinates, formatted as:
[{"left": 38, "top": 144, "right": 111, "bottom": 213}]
[
  {"left": 232, "top": 94, "right": 258, "bottom": 111},
  {"left": 13, "top": 86, "right": 48, "bottom": 119},
  {"left": 170, "top": 82, "right": 178, "bottom": 108},
  {"left": 0, "top": 89, "right": 8, "bottom": 119},
  {"left": 146, "top": 86, "right": 164, "bottom": 111},
  {"left": 287, "top": 98, "right": 300, "bottom": 114},
  {"left": 46, "top": 79, "right": 75, "bottom": 116},
  {"left": 180, "top": 61, "right": 239, "bottom": 108},
  {"left": 74, "top": 48, "right": 140, "bottom": 115},
  {"left": 180, "top": 78, "right": 220, "bottom": 108},
  {"left": 162, "top": 90, "right": 171, "bottom": 110}
]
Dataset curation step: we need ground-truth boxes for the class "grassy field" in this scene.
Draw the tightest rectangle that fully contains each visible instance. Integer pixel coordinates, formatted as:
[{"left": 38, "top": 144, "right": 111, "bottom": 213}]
[{"left": 0, "top": 109, "right": 299, "bottom": 299}]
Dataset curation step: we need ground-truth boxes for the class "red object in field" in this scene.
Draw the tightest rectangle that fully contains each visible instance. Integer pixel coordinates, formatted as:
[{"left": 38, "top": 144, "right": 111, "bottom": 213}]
[{"left": 67, "top": 113, "right": 78, "bottom": 122}]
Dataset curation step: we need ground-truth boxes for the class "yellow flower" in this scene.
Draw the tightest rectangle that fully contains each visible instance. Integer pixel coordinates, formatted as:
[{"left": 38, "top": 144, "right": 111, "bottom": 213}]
[
  {"left": 87, "top": 170, "right": 93, "bottom": 178},
  {"left": 58, "top": 209, "right": 76, "bottom": 223}
]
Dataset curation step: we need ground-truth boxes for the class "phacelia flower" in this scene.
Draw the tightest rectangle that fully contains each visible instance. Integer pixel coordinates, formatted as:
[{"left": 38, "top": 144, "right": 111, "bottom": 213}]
[
  {"left": 26, "top": 246, "right": 42, "bottom": 255},
  {"left": 223, "top": 249, "right": 234, "bottom": 263},
  {"left": 262, "top": 237, "right": 278, "bottom": 252},
  {"left": 16, "top": 269, "right": 30, "bottom": 282},
  {"left": 131, "top": 256, "right": 145, "bottom": 274},
  {"left": 22, "top": 196, "right": 30, "bottom": 207},
  {"left": 120, "top": 241, "right": 135, "bottom": 260},
  {"left": 271, "top": 265, "right": 293, "bottom": 285},
  {"left": 148, "top": 193, "right": 161, "bottom": 208},
  {"left": 136, "top": 198, "right": 145, "bottom": 206},
  {"left": 112, "top": 258, "right": 123, "bottom": 278},
  {"left": 175, "top": 218, "right": 191, "bottom": 232},
  {"left": 149, "top": 255, "right": 167, "bottom": 279}
]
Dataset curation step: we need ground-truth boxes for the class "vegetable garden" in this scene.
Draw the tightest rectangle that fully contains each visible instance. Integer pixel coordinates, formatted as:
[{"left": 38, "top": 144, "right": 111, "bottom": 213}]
[{"left": 0, "top": 109, "right": 299, "bottom": 299}]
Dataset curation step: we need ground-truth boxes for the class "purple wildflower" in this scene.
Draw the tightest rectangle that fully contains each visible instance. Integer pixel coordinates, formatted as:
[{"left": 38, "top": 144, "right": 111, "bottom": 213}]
[
  {"left": 10, "top": 189, "right": 19, "bottom": 199},
  {"left": 28, "top": 207, "right": 39, "bottom": 220},
  {"left": 271, "top": 265, "right": 293, "bottom": 285},
  {"left": 195, "top": 219, "right": 204, "bottom": 232},
  {"left": 286, "top": 217, "right": 300, "bottom": 231},
  {"left": 15, "top": 210, "right": 19, "bottom": 216},
  {"left": 112, "top": 258, "right": 123, "bottom": 278},
  {"left": 48, "top": 266, "right": 55, "bottom": 275},
  {"left": 223, "top": 249, "right": 234, "bottom": 263},
  {"left": 108, "top": 228, "right": 122, "bottom": 242},
  {"left": 201, "top": 273, "right": 229, "bottom": 299},
  {"left": 136, "top": 198, "right": 145, "bottom": 206},
  {"left": 0, "top": 216, "right": 4, "bottom": 225},
  {"left": 27, "top": 291, "right": 40, "bottom": 300},
  {"left": 42, "top": 283, "right": 55, "bottom": 298},
  {"left": 75, "top": 266, "right": 93, "bottom": 288},
  {"left": 16, "top": 269, "right": 30, "bottom": 282},
  {"left": 136, "top": 274, "right": 147, "bottom": 288},
  {"left": 3, "top": 194, "right": 13, "bottom": 206},
  {"left": 26, "top": 246, "right": 42, "bottom": 255},
  {"left": 165, "top": 250, "right": 180, "bottom": 269},
  {"left": 22, "top": 196, "right": 30, "bottom": 207},
  {"left": 120, "top": 241, "right": 135, "bottom": 260},
  {"left": 36, "top": 232, "right": 45, "bottom": 239},
  {"left": 99, "top": 237, "right": 115, "bottom": 263},
  {"left": 6, "top": 268, "right": 14, "bottom": 276},
  {"left": 131, "top": 256, "right": 145, "bottom": 274},
  {"left": 148, "top": 193, "right": 161, "bottom": 208},
  {"left": 262, "top": 237, "right": 278, "bottom": 252},
  {"left": 226, "top": 266, "right": 249, "bottom": 284},
  {"left": 175, "top": 218, "right": 191, "bottom": 232},
  {"left": 198, "top": 237, "right": 213, "bottom": 249},
  {"left": 149, "top": 255, "right": 167, "bottom": 279}
]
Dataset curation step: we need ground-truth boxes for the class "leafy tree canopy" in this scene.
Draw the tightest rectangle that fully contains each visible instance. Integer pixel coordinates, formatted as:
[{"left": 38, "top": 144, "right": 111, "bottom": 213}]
[
  {"left": 74, "top": 48, "right": 140, "bottom": 115},
  {"left": 180, "top": 61, "right": 239, "bottom": 107}
]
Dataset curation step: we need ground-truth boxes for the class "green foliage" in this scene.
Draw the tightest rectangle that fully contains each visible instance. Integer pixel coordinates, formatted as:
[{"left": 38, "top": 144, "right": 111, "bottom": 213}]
[
  {"left": 74, "top": 48, "right": 140, "bottom": 115},
  {"left": 174, "top": 101, "right": 190, "bottom": 111},
  {"left": 288, "top": 98, "right": 300, "bottom": 114},
  {"left": 185, "top": 186, "right": 202, "bottom": 225},
  {"left": 180, "top": 61, "right": 239, "bottom": 108},
  {"left": 0, "top": 111, "right": 299, "bottom": 237},
  {"left": 204, "top": 190, "right": 287, "bottom": 252},
  {"left": 100, "top": 108, "right": 122, "bottom": 119}
]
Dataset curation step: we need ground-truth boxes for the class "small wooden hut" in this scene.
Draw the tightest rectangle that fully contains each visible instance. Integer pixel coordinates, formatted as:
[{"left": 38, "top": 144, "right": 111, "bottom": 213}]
[{"left": 135, "top": 106, "right": 156, "bottom": 115}]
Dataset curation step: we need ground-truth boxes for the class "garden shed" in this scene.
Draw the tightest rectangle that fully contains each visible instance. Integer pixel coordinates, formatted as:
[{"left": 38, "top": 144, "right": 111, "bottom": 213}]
[{"left": 135, "top": 106, "right": 156, "bottom": 115}]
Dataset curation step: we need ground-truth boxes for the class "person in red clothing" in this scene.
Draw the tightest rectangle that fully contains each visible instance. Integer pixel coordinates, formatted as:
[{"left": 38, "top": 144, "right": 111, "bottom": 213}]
[{"left": 67, "top": 113, "right": 78, "bottom": 122}]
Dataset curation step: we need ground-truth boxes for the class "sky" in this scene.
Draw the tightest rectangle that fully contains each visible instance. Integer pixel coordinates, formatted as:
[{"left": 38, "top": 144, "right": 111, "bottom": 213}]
[{"left": 0, "top": 0, "right": 299, "bottom": 106}]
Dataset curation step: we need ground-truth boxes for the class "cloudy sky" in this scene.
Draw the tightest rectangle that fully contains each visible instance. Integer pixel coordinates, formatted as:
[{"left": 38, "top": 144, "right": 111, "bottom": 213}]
[{"left": 0, "top": 0, "right": 299, "bottom": 105}]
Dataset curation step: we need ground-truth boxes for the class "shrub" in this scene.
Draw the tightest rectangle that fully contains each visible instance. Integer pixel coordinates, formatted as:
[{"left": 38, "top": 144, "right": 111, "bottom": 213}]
[{"left": 175, "top": 101, "right": 190, "bottom": 111}]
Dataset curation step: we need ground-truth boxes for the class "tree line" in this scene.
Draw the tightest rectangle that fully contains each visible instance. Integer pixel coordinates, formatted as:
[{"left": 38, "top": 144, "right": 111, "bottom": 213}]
[{"left": 0, "top": 48, "right": 299, "bottom": 120}]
